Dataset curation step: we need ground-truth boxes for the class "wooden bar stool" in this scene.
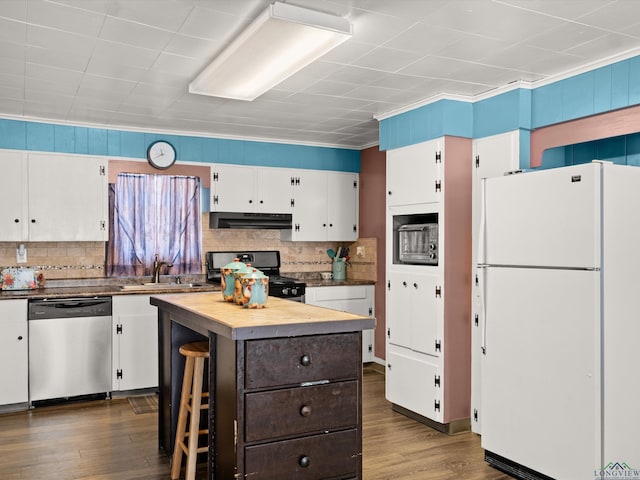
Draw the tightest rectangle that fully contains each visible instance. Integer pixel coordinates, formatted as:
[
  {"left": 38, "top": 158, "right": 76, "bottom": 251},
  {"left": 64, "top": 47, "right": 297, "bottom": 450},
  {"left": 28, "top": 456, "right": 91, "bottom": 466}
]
[{"left": 171, "top": 341, "right": 209, "bottom": 480}]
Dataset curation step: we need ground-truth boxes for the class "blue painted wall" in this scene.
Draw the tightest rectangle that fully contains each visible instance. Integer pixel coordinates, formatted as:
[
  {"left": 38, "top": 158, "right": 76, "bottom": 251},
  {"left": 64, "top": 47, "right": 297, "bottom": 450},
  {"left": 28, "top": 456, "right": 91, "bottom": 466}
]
[
  {"left": 380, "top": 54, "right": 640, "bottom": 170},
  {"left": 0, "top": 118, "right": 361, "bottom": 172},
  {"left": 541, "top": 133, "right": 640, "bottom": 168}
]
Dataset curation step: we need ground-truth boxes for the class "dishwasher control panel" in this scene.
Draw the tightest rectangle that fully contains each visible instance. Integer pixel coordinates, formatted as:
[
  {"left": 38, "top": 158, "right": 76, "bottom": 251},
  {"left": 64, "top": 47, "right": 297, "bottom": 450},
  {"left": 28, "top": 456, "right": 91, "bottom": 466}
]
[{"left": 28, "top": 297, "right": 112, "bottom": 319}]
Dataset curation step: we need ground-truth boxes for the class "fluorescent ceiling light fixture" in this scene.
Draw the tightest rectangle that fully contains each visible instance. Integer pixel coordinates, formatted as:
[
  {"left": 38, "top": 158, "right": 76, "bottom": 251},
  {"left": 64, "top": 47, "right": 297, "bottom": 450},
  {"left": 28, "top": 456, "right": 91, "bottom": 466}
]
[{"left": 189, "top": 2, "right": 352, "bottom": 101}]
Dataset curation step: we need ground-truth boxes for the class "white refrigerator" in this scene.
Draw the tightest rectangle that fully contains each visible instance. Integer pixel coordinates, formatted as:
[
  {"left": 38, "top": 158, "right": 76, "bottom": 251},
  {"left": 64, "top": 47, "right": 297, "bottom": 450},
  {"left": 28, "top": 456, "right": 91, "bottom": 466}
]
[{"left": 478, "top": 162, "right": 640, "bottom": 480}]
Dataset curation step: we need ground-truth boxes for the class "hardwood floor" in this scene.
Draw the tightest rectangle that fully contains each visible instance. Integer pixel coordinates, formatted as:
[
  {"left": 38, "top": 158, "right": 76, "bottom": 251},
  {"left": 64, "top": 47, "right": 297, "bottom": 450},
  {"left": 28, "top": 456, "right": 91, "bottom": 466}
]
[{"left": 0, "top": 368, "right": 512, "bottom": 479}]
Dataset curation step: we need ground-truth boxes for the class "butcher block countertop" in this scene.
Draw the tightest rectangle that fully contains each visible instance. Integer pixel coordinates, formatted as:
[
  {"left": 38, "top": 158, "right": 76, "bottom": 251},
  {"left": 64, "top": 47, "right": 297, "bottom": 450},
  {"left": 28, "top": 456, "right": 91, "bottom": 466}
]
[{"left": 150, "top": 293, "right": 375, "bottom": 341}]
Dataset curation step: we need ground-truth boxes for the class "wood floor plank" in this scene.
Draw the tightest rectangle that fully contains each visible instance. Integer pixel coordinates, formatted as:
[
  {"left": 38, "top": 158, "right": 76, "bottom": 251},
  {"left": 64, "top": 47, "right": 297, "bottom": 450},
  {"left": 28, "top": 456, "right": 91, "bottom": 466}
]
[{"left": 0, "top": 368, "right": 512, "bottom": 479}]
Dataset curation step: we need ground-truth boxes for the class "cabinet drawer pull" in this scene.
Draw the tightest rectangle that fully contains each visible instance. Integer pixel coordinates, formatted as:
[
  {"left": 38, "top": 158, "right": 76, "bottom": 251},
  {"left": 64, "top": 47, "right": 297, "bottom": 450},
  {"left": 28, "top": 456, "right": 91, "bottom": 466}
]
[
  {"left": 298, "top": 455, "right": 311, "bottom": 468},
  {"left": 300, "top": 354, "right": 311, "bottom": 366},
  {"left": 300, "top": 405, "right": 312, "bottom": 417}
]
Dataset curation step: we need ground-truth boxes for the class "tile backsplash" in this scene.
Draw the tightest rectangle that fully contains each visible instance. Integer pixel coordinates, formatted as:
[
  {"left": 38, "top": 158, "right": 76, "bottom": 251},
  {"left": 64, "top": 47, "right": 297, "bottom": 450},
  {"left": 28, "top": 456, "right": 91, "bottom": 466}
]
[{"left": 0, "top": 214, "right": 377, "bottom": 282}]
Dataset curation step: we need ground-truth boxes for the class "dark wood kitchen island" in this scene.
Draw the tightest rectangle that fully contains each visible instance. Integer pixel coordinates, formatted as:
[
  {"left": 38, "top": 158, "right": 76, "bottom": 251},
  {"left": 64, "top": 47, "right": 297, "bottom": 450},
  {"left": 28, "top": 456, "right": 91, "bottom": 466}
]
[{"left": 151, "top": 293, "right": 375, "bottom": 480}]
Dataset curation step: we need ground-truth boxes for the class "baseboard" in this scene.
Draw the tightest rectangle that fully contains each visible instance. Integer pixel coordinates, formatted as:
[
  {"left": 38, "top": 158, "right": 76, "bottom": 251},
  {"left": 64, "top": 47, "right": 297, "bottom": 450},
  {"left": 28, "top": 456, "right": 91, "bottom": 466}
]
[{"left": 391, "top": 403, "right": 470, "bottom": 435}]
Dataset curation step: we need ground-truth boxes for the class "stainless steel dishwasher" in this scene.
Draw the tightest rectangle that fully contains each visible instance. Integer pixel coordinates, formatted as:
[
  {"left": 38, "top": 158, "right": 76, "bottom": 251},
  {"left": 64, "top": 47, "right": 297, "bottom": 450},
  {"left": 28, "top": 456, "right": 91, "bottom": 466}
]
[{"left": 28, "top": 297, "right": 112, "bottom": 403}]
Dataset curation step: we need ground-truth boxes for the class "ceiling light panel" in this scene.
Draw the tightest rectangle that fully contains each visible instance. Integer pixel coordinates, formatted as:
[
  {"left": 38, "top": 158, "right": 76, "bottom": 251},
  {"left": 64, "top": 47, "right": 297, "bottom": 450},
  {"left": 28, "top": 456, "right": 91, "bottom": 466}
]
[{"left": 189, "top": 2, "right": 352, "bottom": 101}]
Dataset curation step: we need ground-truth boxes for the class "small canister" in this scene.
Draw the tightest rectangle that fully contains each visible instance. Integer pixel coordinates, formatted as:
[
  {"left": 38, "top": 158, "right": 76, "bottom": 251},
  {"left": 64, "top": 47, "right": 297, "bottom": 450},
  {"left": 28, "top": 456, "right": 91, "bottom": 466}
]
[
  {"left": 233, "top": 263, "right": 254, "bottom": 305},
  {"left": 332, "top": 258, "right": 346, "bottom": 281},
  {"left": 238, "top": 268, "right": 269, "bottom": 308},
  {"left": 220, "top": 258, "right": 245, "bottom": 302}
]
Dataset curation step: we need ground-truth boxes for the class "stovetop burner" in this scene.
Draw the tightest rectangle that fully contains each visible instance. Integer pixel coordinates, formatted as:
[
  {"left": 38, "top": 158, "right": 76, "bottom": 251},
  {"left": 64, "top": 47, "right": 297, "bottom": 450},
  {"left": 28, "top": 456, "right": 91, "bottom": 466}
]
[{"left": 205, "top": 251, "right": 306, "bottom": 299}]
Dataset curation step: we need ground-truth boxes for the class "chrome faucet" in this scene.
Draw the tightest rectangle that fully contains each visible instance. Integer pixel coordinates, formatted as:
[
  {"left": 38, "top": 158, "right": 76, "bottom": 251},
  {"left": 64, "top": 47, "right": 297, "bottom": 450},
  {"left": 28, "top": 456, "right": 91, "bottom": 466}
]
[{"left": 152, "top": 254, "right": 173, "bottom": 283}]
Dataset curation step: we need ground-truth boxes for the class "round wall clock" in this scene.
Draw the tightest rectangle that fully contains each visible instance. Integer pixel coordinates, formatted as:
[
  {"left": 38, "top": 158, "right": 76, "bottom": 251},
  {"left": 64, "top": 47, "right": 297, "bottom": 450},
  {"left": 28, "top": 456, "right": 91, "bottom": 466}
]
[{"left": 147, "top": 140, "right": 176, "bottom": 169}]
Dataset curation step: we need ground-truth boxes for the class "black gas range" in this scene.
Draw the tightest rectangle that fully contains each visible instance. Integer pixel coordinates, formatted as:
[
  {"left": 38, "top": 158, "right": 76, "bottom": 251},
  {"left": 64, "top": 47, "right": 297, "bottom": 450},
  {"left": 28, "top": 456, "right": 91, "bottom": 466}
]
[{"left": 205, "top": 250, "right": 306, "bottom": 301}]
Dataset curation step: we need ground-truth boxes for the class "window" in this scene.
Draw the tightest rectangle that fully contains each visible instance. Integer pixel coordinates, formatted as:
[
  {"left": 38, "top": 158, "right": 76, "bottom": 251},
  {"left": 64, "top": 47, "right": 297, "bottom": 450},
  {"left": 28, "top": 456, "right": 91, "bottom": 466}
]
[{"left": 106, "top": 173, "right": 201, "bottom": 277}]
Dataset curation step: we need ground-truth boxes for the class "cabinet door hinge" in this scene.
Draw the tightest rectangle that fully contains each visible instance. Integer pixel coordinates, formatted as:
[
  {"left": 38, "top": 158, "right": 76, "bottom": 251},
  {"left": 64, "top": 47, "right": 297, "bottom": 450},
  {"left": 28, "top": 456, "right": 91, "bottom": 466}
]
[
  {"left": 474, "top": 409, "right": 479, "bottom": 422},
  {"left": 434, "top": 375, "right": 441, "bottom": 387},
  {"left": 368, "top": 344, "right": 373, "bottom": 353},
  {"left": 290, "top": 177, "right": 300, "bottom": 186},
  {"left": 435, "top": 339, "right": 441, "bottom": 352},
  {"left": 353, "top": 180, "right": 358, "bottom": 189},
  {"left": 368, "top": 307, "right": 373, "bottom": 316},
  {"left": 435, "top": 151, "right": 442, "bottom": 163},
  {"left": 100, "top": 220, "right": 106, "bottom": 231},
  {"left": 475, "top": 154, "right": 480, "bottom": 168},
  {"left": 213, "top": 195, "right": 219, "bottom": 205},
  {"left": 294, "top": 223, "right": 300, "bottom": 232},
  {"left": 387, "top": 280, "right": 391, "bottom": 290},
  {"left": 291, "top": 198, "right": 295, "bottom": 208},
  {"left": 387, "top": 327, "right": 390, "bottom": 338},
  {"left": 434, "top": 400, "right": 441, "bottom": 412},
  {"left": 474, "top": 314, "right": 479, "bottom": 326},
  {"left": 435, "top": 180, "right": 441, "bottom": 192},
  {"left": 99, "top": 165, "right": 106, "bottom": 176},
  {"left": 212, "top": 172, "right": 219, "bottom": 182},
  {"left": 116, "top": 323, "right": 123, "bottom": 334},
  {"left": 116, "top": 369, "right": 123, "bottom": 379},
  {"left": 435, "top": 285, "right": 441, "bottom": 298},
  {"left": 353, "top": 224, "right": 357, "bottom": 233}
]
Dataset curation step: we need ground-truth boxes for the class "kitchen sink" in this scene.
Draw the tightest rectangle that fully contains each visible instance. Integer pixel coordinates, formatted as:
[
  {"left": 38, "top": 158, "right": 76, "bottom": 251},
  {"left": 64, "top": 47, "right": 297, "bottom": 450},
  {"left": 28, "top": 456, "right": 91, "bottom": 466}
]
[{"left": 119, "top": 282, "right": 209, "bottom": 291}]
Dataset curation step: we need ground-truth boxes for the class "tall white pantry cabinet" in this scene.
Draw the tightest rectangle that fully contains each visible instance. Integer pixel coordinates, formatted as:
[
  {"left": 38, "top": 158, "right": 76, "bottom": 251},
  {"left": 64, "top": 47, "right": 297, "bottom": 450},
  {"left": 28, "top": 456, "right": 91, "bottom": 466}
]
[{"left": 385, "top": 136, "right": 472, "bottom": 433}]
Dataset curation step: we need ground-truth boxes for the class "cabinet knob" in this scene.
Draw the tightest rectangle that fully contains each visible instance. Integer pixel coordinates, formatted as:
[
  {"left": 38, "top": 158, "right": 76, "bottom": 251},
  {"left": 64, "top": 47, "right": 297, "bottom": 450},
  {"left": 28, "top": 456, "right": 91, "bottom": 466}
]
[
  {"left": 402, "top": 281, "right": 407, "bottom": 287},
  {"left": 248, "top": 199, "right": 253, "bottom": 204},
  {"left": 259, "top": 200, "right": 263, "bottom": 204},
  {"left": 413, "top": 283, "right": 418, "bottom": 289},
  {"left": 31, "top": 219, "right": 36, "bottom": 223},
  {"left": 17, "top": 336, "right": 23, "bottom": 340},
  {"left": 300, "top": 354, "right": 311, "bottom": 366},
  {"left": 323, "top": 223, "right": 327, "bottom": 227},
  {"left": 329, "top": 223, "right": 333, "bottom": 227},
  {"left": 388, "top": 190, "right": 392, "bottom": 195},
  {"left": 14, "top": 218, "right": 20, "bottom": 223},
  {"left": 298, "top": 456, "right": 311, "bottom": 468},
  {"left": 300, "top": 405, "right": 312, "bottom": 417}
]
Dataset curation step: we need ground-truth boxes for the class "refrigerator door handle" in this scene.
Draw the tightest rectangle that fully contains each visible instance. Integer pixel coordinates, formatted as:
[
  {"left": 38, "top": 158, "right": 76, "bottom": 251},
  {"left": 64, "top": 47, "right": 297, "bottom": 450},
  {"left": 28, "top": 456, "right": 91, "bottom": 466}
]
[
  {"left": 478, "top": 178, "right": 487, "bottom": 265},
  {"left": 478, "top": 266, "right": 487, "bottom": 355}
]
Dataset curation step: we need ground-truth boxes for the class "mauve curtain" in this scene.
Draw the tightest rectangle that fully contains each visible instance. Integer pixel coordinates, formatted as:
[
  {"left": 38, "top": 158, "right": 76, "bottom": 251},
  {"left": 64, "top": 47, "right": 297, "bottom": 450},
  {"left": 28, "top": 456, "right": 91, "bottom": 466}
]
[{"left": 106, "top": 173, "right": 201, "bottom": 277}]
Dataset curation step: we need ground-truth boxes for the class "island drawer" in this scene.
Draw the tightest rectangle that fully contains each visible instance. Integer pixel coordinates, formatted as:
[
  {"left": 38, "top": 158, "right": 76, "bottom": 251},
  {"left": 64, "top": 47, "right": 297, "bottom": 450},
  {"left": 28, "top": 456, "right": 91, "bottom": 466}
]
[
  {"left": 245, "top": 380, "right": 358, "bottom": 442},
  {"left": 244, "top": 428, "right": 357, "bottom": 480},
  {"left": 244, "top": 332, "right": 360, "bottom": 389}
]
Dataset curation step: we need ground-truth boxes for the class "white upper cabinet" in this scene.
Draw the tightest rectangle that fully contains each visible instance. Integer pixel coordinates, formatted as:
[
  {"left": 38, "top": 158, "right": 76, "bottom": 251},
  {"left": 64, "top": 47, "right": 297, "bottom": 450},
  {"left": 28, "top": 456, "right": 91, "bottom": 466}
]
[
  {"left": 387, "top": 138, "right": 442, "bottom": 206},
  {"left": 0, "top": 151, "right": 28, "bottom": 241},
  {"left": 0, "top": 150, "right": 108, "bottom": 242},
  {"left": 289, "top": 170, "right": 359, "bottom": 242},
  {"left": 211, "top": 164, "right": 293, "bottom": 213}
]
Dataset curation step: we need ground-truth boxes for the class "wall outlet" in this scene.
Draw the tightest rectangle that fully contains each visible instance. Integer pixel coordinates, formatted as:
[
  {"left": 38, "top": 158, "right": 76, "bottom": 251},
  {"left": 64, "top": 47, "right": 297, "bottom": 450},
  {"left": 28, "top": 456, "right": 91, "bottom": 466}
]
[
  {"left": 16, "top": 244, "right": 27, "bottom": 263},
  {"left": 356, "top": 246, "right": 365, "bottom": 257}
]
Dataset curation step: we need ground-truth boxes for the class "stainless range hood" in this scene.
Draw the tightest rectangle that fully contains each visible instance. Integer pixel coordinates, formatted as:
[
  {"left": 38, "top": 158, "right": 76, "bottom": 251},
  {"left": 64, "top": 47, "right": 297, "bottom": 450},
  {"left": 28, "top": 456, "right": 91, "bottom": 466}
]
[{"left": 209, "top": 212, "right": 292, "bottom": 230}]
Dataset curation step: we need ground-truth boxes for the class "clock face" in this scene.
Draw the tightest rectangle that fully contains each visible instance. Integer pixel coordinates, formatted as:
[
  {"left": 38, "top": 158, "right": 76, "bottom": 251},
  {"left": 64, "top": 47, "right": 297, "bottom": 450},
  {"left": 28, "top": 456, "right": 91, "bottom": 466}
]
[{"left": 147, "top": 141, "right": 176, "bottom": 169}]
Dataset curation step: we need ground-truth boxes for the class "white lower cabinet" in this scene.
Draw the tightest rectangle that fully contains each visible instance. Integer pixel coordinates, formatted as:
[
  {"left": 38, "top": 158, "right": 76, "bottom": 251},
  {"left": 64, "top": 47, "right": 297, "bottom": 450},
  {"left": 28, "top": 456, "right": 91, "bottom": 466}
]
[
  {"left": 112, "top": 295, "right": 159, "bottom": 391},
  {"left": 0, "top": 299, "right": 28, "bottom": 406},
  {"left": 304, "top": 285, "right": 375, "bottom": 362},
  {"left": 386, "top": 347, "right": 442, "bottom": 422}
]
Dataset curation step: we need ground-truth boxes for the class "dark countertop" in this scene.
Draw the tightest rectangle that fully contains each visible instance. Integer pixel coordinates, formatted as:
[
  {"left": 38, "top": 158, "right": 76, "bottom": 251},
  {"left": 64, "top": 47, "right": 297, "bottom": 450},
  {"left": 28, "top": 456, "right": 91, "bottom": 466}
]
[
  {"left": 0, "top": 274, "right": 373, "bottom": 300},
  {"left": 303, "top": 279, "right": 375, "bottom": 287},
  {"left": 0, "top": 278, "right": 219, "bottom": 300}
]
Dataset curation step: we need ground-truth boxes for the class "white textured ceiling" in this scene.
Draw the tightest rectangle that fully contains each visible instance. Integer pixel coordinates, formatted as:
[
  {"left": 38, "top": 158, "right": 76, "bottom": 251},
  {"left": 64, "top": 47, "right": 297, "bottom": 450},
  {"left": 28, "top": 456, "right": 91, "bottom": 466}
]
[{"left": 2, "top": 0, "right": 640, "bottom": 149}]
